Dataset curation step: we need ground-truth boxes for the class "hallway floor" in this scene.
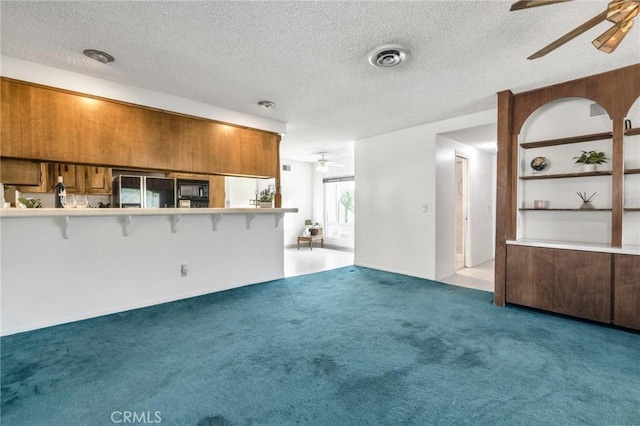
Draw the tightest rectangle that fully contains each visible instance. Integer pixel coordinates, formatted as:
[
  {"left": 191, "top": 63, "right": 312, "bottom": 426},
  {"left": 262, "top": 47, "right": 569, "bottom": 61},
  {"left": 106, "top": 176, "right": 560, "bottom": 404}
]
[
  {"left": 440, "top": 260, "right": 494, "bottom": 292},
  {"left": 284, "top": 248, "right": 494, "bottom": 293}
]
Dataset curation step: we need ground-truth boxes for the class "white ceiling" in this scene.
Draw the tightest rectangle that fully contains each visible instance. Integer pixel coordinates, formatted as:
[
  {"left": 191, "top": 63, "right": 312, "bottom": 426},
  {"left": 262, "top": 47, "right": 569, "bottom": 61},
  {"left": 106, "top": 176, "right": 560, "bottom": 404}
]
[{"left": 1, "top": 1, "right": 639, "bottom": 163}]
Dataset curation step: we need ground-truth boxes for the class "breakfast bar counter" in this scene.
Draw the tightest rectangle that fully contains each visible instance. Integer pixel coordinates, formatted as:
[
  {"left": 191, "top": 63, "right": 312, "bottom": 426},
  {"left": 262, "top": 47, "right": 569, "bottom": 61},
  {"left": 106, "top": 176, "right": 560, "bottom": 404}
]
[{"left": 1, "top": 207, "right": 298, "bottom": 335}]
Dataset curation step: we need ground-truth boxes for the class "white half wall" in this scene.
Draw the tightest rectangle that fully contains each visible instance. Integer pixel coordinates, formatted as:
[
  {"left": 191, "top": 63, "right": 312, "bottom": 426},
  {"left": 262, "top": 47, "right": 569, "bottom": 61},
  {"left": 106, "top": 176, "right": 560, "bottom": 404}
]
[
  {"left": 435, "top": 136, "right": 496, "bottom": 280},
  {"left": 0, "top": 211, "right": 288, "bottom": 336},
  {"left": 354, "top": 109, "right": 496, "bottom": 280}
]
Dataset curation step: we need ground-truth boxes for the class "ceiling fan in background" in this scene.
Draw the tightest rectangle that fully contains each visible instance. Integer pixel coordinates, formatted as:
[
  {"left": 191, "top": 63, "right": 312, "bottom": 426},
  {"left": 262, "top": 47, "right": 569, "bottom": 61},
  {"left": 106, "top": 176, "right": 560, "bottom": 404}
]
[
  {"left": 511, "top": 0, "right": 639, "bottom": 59},
  {"left": 315, "top": 153, "right": 344, "bottom": 173}
]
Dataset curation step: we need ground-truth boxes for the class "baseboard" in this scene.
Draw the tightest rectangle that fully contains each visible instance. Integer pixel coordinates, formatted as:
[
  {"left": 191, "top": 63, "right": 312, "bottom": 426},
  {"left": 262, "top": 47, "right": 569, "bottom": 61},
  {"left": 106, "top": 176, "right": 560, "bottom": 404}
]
[{"left": 285, "top": 243, "right": 353, "bottom": 252}]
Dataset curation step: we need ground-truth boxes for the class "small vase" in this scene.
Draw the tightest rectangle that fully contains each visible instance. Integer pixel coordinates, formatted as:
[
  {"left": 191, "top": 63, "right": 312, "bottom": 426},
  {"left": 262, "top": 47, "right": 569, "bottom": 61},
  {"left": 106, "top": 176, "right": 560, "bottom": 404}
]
[
  {"left": 580, "top": 201, "right": 594, "bottom": 210},
  {"left": 582, "top": 164, "right": 596, "bottom": 172}
]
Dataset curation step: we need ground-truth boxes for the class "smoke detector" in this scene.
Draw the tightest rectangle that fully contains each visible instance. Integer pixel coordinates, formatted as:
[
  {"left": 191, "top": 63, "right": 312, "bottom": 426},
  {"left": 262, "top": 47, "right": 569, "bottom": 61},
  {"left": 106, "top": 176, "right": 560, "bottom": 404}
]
[{"left": 368, "top": 44, "right": 409, "bottom": 68}]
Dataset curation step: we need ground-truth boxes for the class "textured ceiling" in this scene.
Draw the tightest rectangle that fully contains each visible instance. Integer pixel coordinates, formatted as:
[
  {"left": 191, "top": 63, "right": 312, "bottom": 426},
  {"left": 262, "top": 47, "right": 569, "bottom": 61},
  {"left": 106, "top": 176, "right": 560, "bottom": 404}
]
[{"left": 1, "top": 1, "right": 639, "bottom": 162}]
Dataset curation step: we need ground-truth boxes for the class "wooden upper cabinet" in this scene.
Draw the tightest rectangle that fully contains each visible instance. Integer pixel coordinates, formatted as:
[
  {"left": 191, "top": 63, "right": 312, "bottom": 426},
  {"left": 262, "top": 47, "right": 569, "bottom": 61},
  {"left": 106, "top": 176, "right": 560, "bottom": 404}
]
[
  {"left": 49, "top": 163, "right": 82, "bottom": 193},
  {"left": 46, "top": 163, "right": 111, "bottom": 195},
  {"left": 83, "top": 165, "right": 112, "bottom": 194},
  {"left": 1, "top": 78, "right": 280, "bottom": 179},
  {"left": 0, "top": 158, "right": 41, "bottom": 186},
  {"left": 209, "top": 175, "right": 225, "bottom": 208}
]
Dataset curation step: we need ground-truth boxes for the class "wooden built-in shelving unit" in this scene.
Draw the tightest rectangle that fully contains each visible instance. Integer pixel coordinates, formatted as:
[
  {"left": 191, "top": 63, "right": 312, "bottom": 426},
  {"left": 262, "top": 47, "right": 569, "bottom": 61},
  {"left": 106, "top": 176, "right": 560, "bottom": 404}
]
[
  {"left": 519, "top": 208, "right": 612, "bottom": 211},
  {"left": 495, "top": 64, "right": 640, "bottom": 331},
  {"left": 520, "top": 170, "right": 612, "bottom": 180},
  {"left": 519, "top": 132, "right": 612, "bottom": 149}
]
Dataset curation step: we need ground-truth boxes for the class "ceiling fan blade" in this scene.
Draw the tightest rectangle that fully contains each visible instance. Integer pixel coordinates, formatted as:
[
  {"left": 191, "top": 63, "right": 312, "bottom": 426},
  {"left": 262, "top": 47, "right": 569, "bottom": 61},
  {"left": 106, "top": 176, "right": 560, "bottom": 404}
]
[
  {"left": 510, "top": 0, "right": 573, "bottom": 11},
  {"left": 606, "top": 0, "right": 639, "bottom": 24},
  {"left": 527, "top": 11, "right": 608, "bottom": 59},
  {"left": 592, "top": 19, "right": 634, "bottom": 53}
]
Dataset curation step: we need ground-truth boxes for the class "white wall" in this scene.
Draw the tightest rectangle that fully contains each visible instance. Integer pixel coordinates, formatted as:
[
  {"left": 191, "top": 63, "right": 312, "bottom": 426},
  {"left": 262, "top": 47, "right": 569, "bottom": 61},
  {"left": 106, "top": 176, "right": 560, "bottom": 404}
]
[
  {"left": 624, "top": 98, "right": 640, "bottom": 248},
  {"left": 435, "top": 136, "right": 496, "bottom": 280},
  {"left": 280, "top": 159, "right": 314, "bottom": 246},
  {"left": 354, "top": 109, "right": 496, "bottom": 280},
  {"left": 1, "top": 211, "right": 287, "bottom": 335}
]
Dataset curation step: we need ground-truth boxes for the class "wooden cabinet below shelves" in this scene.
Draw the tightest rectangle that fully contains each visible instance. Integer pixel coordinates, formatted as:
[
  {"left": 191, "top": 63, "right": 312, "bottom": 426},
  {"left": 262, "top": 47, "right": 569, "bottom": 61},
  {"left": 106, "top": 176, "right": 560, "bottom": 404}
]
[
  {"left": 506, "top": 245, "right": 554, "bottom": 311},
  {"left": 614, "top": 254, "right": 640, "bottom": 330},
  {"left": 505, "top": 245, "right": 613, "bottom": 324},
  {"left": 553, "top": 250, "right": 611, "bottom": 323}
]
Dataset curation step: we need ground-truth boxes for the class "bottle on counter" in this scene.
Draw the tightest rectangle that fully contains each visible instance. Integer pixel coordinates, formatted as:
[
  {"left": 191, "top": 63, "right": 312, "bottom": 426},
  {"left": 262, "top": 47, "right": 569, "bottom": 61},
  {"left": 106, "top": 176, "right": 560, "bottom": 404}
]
[{"left": 54, "top": 176, "right": 66, "bottom": 208}]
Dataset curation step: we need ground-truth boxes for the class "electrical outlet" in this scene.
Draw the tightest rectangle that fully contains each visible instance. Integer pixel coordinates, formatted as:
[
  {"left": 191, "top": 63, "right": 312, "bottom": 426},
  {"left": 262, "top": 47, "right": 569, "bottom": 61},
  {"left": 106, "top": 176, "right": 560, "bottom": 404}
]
[{"left": 180, "top": 264, "right": 188, "bottom": 277}]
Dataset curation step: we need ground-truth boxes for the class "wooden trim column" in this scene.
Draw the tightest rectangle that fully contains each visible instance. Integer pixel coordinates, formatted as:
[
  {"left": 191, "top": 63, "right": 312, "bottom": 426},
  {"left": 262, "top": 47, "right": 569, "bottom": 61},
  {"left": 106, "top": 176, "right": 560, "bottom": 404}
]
[
  {"left": 611, "top": 117, "right": 624, "bottom": 247},
  {"left": 274, "top": 135, "right": 282, "bottom": 208},
  {"left": 494, "top": 90, "right": 515, "bottom": 307}
]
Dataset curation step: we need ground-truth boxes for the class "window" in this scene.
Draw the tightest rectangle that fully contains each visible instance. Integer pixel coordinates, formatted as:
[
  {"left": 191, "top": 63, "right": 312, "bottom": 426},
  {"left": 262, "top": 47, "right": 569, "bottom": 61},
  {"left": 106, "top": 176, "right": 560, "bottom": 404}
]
[{"left": 323, "top": 176, "right": 354, "bottom": 241}]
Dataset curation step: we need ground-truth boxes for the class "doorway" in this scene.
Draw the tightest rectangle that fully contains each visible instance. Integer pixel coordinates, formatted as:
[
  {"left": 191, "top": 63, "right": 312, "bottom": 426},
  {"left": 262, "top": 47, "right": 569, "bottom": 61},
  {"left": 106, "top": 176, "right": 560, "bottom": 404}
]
[
  {"left": 323, "top": 176, "right": 355, "bottom": 249},
  {"left": 455, "top": 155, "right": 469, "bottom": 271}
]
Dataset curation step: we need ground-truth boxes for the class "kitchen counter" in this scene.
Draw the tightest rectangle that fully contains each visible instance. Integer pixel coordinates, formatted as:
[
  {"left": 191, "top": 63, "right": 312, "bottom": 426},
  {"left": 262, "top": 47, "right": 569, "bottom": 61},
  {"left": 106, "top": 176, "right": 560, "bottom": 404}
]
[
  {"left": 0, "top": 207, "right": 296, "bottom": 217},
  {"left": 1, "top": 206, "right": 298, "bottom": 336}
]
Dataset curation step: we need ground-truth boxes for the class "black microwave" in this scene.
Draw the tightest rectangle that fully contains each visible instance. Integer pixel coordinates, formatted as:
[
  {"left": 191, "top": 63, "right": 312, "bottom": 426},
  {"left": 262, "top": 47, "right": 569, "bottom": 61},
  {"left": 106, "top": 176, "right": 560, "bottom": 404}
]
[{"left": 177, "top": 179, "right": 209, "bottom": 200}]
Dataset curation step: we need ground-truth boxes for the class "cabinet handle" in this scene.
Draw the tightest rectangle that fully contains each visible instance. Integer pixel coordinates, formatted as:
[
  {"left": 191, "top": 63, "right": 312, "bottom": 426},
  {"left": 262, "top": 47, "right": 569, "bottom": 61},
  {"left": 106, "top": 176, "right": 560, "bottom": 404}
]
[
  {"left": 95, "top": 167, "right": 99, "bottom": 174},
  {"left": 64, "top": 164, "right": 68, "bottom": 172}
]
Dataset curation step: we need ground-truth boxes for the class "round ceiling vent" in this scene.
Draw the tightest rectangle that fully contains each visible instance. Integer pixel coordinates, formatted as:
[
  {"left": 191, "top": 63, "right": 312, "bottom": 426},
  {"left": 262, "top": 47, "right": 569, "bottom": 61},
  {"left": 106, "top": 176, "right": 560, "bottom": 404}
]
[{"left": 368, "top": 45, "right": 409, "bottom": 68}]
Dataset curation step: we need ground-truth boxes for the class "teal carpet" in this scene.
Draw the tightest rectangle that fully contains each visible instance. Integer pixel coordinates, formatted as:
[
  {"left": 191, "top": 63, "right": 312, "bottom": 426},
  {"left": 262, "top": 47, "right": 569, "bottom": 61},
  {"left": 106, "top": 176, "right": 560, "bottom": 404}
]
[{"left": 1, "top": 266, "right": 639, "bottom": 425}]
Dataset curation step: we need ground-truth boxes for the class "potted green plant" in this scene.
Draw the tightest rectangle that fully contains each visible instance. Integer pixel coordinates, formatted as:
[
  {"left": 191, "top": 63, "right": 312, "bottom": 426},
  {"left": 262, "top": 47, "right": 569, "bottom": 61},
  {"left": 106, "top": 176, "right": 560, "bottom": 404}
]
[
  {"left": 17, "top": 197, "right": 42, "bottom": 208},
  {"left": 573, "top": 150, "right": 608, "bottom": 172},
  {"left": 258, "top": 188, "right": 274, "bottom": 208}
]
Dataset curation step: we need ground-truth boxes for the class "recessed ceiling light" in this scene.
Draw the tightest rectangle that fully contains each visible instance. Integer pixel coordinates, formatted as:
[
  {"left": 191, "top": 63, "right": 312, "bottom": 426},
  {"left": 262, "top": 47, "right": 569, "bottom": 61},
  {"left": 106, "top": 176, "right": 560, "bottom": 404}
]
[
  {"left": 258, "top": 100, "right": 276, "bottom": 109},
  {"left": 83, "top": 49, "right": 114, "bottom": 64},
  {"left": 368, "top": 44, "right": 409, "bottom": 68}
]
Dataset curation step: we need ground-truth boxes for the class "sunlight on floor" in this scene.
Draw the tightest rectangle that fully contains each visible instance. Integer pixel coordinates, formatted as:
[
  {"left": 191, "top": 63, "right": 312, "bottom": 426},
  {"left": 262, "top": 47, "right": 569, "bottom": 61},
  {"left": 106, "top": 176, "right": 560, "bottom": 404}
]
[
  {"left": 285, "top": 247, "right": 493, "bottom": 293},
  {"left": 284, "top": 247, "right": 354, "bottom": 277}
]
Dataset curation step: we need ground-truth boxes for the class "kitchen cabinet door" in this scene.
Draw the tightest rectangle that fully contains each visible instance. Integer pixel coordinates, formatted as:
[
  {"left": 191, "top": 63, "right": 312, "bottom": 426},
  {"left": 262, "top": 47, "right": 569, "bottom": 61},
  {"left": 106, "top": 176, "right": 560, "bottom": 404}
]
[
  {"left": 506, "top": 245, "right": 554, "bottom": 311},
  {"left": 1, "top": 158, "right": 41, "bottom": 186},
  {"left": 553, "top": 250, "right": 611, "bottom": 323},
  {"left": 614, "top": 254, "right": 640, "bottom": 330},
  {"left": 49, "top": 163, "right": 82, "bottom": 193},
  {"left": 18, "top": 163, "right": 51, "bottom": 193},
  {"left": 84, "top": 166, "right": 112, "bottom": 194},
  {"left": 209, "top": 176, "right": 225, "bottom": 208}
]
